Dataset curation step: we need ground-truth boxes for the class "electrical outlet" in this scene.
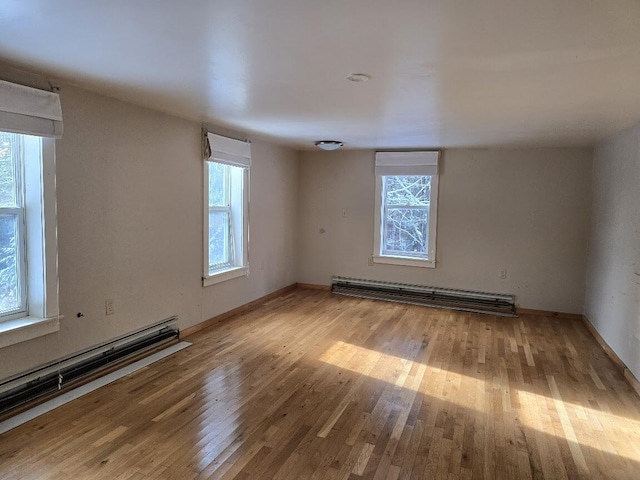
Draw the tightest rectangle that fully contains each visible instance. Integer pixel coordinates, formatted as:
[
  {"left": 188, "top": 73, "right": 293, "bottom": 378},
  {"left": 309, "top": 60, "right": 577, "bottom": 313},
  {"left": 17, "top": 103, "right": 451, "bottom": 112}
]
[
  {"left": 500, "top": 269, "right": 507, "bottom": 280},
  {"left": 368, "top": 256, "right": 374, "bottom": 266},
  {"left": 342, "top": 208, "right": 348, "bottom": 218},
  {"left": 105, "top": 299, "right": 114, "bottom": 316}
]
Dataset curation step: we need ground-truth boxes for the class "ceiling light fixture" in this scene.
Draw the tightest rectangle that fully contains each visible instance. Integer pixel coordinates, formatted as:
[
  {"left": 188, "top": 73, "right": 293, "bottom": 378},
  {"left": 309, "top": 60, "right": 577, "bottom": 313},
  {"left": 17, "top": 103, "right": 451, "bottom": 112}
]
[
  {"left": 347, "top": 73, "right": 371, "bottom": 82},
  {"left": 315, "top": 140, "right": 344, "bottom": 151}
]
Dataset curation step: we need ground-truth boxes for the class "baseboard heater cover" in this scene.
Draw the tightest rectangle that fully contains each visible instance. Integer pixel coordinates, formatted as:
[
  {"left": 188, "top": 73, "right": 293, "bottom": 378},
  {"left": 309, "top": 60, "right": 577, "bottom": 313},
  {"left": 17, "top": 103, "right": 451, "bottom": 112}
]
[
  {"left": 0, "top": 316, "right": 179, "bottom": 415},
  {"left": 331, "top": 276, "right": 516, "bottom": 316}
]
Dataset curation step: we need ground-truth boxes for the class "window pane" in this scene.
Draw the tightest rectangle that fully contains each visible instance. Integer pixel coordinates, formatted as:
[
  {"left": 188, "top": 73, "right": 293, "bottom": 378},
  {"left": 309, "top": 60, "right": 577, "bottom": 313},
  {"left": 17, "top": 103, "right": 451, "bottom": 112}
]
[
  {"left": 383, "top": 208, "right": 429, "bottom": 255},
  {"left": 208, "top": 163, "right": 227, "bottom": 207},
  {"left": 384, "top": 176, "right": 430, "bottom": 206},
  {"left": 0, "top": 132, "right": 19, "bottom": 208},
  {"left": 209, "top": 211, "right": 229, "bottom": 269},
  {"left": 0, "top": 214, "right": 20, "bottom": 314}
]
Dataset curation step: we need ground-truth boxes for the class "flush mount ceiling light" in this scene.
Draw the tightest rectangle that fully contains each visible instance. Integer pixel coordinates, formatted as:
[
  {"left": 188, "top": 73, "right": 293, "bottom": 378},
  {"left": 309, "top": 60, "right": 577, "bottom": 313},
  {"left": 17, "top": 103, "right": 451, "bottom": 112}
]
[
  {"left": 347, "top": 73, "right": 371, "bottom": 82},
  {"left": 315, "top": 140, "right": 344, "bottom": 151}
]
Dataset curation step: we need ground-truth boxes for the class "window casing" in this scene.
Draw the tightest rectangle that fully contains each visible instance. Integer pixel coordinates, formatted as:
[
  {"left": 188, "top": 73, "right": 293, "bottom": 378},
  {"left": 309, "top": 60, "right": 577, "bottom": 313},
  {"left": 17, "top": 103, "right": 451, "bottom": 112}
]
[
  {"left": 0, "top": 133, "right": 60, "bottom": 347},
  {"left": 203, "top": 132, "right": 250, "bottom": 286},
  {"left": 373, "top": 152, "right": 440, "bottom": 268}
]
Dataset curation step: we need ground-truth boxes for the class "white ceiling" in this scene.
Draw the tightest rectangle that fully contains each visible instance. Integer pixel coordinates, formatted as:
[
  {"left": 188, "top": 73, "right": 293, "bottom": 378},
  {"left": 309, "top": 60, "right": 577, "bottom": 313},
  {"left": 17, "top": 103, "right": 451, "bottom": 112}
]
[{"left": 2, "top": 0, "right": 640, "bottom": 149}]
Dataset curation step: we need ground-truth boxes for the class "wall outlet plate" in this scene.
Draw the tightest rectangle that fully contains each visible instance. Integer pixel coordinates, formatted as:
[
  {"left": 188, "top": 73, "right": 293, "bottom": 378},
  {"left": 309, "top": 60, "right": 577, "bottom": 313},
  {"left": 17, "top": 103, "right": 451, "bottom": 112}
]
[{"left": 105, "top": 299, "right": 114, "bottom": 316}]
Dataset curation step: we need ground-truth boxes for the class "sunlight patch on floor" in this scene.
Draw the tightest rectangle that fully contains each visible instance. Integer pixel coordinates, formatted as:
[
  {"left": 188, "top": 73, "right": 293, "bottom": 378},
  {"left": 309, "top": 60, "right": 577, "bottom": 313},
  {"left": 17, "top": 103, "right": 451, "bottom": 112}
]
[
  {"left": 318, "top": 340, "right": 484, "bottom": 411},
  {"left": 518, "top": 387, "right": 640, "bottom": 465},
  {"left": 319, "top": 340, "right": 640, "bottom": 469}
]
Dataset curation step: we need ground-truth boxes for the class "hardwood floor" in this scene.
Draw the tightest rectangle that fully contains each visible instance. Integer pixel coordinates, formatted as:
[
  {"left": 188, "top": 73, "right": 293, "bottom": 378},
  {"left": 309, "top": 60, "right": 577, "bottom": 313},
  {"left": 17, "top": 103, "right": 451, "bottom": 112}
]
[{"left": 2, "top": 288, "right": 640, "bottom": 479}]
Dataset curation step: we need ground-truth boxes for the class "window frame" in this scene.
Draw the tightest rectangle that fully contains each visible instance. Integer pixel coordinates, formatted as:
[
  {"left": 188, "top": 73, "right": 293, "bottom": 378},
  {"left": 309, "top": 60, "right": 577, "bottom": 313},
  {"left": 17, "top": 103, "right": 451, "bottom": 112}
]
[
  {"left": 0, "top": 134, "right": 60, "bottom": 348},
  {"left": 373, "top": 173, "right": 439, "bottom": 268},
  {"left": 202, "top": 160, "right": 249, "bottom": 286}
]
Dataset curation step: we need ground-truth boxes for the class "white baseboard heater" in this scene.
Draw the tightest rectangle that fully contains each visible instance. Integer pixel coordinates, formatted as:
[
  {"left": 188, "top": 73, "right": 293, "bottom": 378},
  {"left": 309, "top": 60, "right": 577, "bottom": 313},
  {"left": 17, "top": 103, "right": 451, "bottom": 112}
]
[
  {"left": 0, "top": 317, "right": 179, "bottom": 415},
  {"left": 331, "top": 276, "right": 516, "bottom": 317}
]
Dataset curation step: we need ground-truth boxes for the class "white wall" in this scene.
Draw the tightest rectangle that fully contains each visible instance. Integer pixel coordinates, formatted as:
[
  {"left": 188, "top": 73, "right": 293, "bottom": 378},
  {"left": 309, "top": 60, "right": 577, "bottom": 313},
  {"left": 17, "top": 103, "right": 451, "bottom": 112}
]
[
  {"left": 297, "top": 148, "right": 592, "bottom": 313},
  {"left": 585, "top": 123, "right": 640, "bottom": 380},
  {"left": 0, "top": 84, "right": 298, "bottom": 379}
]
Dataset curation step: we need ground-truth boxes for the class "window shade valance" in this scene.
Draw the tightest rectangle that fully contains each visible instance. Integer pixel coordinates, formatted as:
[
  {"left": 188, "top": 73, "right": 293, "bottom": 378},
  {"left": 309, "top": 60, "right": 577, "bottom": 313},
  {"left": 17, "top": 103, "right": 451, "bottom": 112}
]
[
  {"left": 0, "top": 79, "right": 63, "bottom": 138},
  {"left": 375, "top": 151, "right": 439, "bottom": 176},
  {"left": 205, "top": 131, "right": 251, "bottom": 168}
]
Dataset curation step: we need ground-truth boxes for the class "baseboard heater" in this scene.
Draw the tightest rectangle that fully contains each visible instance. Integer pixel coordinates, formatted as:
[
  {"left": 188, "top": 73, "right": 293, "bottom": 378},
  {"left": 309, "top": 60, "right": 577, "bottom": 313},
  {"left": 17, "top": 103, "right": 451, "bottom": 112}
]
[
  {"left": 0, "top": 316, "right": 179, "bottom": 415},
  {"left": 331, "top": 276, "right": 516, "bottom": 317}
]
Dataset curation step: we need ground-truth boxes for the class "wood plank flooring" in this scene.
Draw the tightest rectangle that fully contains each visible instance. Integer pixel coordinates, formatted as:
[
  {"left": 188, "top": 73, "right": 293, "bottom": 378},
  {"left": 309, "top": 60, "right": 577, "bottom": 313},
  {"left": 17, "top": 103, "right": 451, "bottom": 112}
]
[{"left": 2, "top": 288, "right": 640, "bottom": 479}]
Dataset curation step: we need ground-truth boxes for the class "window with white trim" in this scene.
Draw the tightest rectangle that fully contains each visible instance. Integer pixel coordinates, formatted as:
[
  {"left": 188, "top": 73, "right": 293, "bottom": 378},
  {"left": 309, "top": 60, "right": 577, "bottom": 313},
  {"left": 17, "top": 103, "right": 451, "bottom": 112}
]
[
  {"left": 373, "top": 151, "right": 440, "bottom": 268},
  {"left": 0, "top": 78, "right": 62, "bottom": 346},
  {"left": 203, "top": 132, "right": 250, "bottom": 286},
  {"left": 0, "top": 132, "right": 59, "bottom": 323}
]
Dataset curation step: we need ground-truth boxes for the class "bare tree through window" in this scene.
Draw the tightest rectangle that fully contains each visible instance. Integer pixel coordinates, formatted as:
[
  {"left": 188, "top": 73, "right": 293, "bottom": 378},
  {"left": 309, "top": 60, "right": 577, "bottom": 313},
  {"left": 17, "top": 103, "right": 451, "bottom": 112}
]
[
  {"left": 382, "top": 175, "right": 431, "bottom": 256},
  {"left": 0, "top": 132, "right": 23, "bottom": 314}
]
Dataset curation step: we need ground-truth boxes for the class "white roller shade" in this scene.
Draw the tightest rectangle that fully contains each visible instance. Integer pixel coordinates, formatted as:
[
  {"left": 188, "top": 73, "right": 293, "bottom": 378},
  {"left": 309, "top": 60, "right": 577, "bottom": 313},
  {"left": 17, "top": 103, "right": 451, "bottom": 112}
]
[
  {"left": 0, "top": 79, "right": 63, "bottom": 138},
  {"left": 375, "top": 151, "right": 439, "bottom": 176},
  {"left": 206, "top": 132, "right": 251, "bottom": 168}
]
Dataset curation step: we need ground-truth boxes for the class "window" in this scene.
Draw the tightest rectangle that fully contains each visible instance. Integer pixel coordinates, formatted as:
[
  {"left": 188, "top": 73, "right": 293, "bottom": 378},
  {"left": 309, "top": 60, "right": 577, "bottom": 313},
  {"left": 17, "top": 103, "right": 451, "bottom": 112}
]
[
  {"left": 203, "top": 132, "right": 250, "bottom": 286},
  {"left": 0, "top": 132, "right": 59, "bottom": 324},
  {"left": 373, "top": 151, "right": 440, "bottom": 268},
  {"left": 0, "top": 133, "right": 26, "bottom": 318},
  {"left": 206, "top": 162, "right": 246, "bottom": 275},
  {"left": 0, "top": 78, "right": 62, "bottom": 347},
  {"left": 381, "top": 175, "right": 432, "bottom": 257}
]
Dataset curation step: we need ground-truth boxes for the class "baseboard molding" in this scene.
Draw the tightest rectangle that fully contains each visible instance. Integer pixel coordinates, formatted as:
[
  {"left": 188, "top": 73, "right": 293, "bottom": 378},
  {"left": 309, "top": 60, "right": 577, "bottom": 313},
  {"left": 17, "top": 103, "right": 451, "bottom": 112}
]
[
  {"left": 296, "top": 283, "right": 331, "bottom": 291},
  {"left": 516, "top": 307, "right": 582, "bottom": 320},
  {"left": 181, "top": 283, "right": 298, "bottom": 338},
  {"left": 582, "top": 315, "right": 640, "bottom": 398}
]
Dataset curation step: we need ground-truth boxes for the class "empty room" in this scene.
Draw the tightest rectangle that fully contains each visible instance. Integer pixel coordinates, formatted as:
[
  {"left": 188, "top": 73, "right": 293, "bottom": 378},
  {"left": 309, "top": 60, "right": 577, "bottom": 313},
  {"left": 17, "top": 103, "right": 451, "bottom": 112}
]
[{"left": 1, "top": 1, "right": 640, "bottom": 479}]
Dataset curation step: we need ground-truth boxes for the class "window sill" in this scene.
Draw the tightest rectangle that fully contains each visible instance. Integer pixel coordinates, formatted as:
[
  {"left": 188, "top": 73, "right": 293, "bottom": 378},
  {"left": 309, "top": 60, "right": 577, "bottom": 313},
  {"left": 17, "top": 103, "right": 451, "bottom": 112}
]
[
  {"left": 0, "top": 315, "right": 61, "bottom": 349},
  {"left": 372, "top": 255, "right": 436, "bottom": 268},
  {"left": 203, "top": 265, "right": 249, "bottom": 287}
]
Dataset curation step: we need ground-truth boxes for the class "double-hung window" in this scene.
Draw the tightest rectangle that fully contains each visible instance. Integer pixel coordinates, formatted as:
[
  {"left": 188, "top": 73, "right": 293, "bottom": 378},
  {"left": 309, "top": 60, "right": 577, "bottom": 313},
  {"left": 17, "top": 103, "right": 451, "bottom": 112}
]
[
  {"left": 0, "top": 78, "right": 62, "bottom": 346},
  {"left": 203, "top": 132, "right": 250, "bottom": 286},
  {"left": 373, "top": 151, "right": 440, "bottom": 268}
]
